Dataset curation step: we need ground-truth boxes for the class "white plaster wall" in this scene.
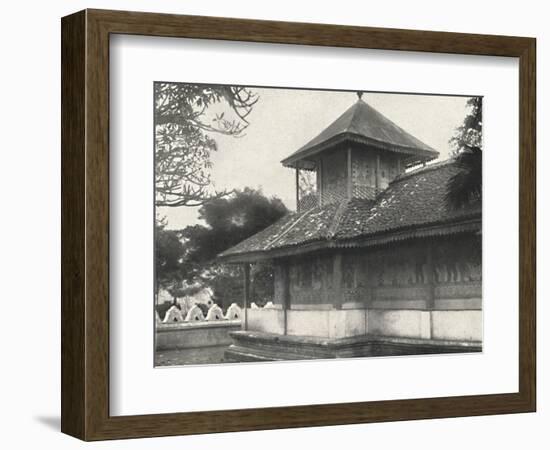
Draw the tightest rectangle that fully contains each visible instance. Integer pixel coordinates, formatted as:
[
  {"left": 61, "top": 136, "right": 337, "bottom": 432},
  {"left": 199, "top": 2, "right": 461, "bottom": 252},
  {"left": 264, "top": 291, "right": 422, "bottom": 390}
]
[
  {"left": 286, "top": 309, "right": 367, "bottom": 338},
  {"left": 287, "top": 310, "right": 329, "bottom": 337},
  {"left": 431, "top": 310, "right": 482, "bottom": 342},
  {"left": 367, "top": 309, "right": 431, "bottom": 339},
  {"left": 291, "top": 304, "right": 333, "bottom": 311},
  {"left": 371, "top": 299, "right": 427, "bottom": 310},
  {"left": 248, "top": 308, "right": 481, "bottom": 341},
  {"left": 247, "top": 308, "right": 285, "bottom": 334},
  {"left": 328, "top": 310, "right": 367, "bottom": 338},
  {"left": 435, "top": 298, "right": 482, "bottom": 310},
  {"left": 368, "top": 309, "right": 482, "bottom": 341}
]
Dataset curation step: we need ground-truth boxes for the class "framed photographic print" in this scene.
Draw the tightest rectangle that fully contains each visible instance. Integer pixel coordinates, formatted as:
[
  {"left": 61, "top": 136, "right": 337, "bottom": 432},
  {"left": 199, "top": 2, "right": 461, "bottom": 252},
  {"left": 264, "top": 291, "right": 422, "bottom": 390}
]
[{"left": 61, "top": 9, "right": 536, "bottom": 441}]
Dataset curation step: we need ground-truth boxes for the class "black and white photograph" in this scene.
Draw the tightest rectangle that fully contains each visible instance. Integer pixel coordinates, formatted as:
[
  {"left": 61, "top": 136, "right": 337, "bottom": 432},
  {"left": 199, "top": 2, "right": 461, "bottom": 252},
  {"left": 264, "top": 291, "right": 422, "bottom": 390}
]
[
  {"left": 154, "top": 83, "right": 482, "bottom": 366},
  {"left": 2, "top": 0, "right": 543, "bottom": 446}
]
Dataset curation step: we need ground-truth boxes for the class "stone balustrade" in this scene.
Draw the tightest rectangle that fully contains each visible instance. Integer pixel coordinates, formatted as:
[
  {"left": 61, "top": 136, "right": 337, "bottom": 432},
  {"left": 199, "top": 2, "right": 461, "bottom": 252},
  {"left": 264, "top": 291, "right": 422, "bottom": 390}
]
[{"left": 158, "top": 303, "right": 243, "bottom": 325}]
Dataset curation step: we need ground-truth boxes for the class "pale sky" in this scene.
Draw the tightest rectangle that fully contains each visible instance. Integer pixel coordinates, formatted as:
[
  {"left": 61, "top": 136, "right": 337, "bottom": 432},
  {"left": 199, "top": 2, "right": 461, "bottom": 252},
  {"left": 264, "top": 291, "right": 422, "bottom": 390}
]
[{"left": 159, "top": 87, "right": 473, "bottom": 230}]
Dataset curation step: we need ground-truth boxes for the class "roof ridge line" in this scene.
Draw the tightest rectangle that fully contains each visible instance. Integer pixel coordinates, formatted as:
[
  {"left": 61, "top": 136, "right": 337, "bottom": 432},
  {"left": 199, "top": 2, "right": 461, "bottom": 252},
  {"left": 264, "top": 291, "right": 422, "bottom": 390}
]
[
  {"left": 281, "top": 99, "right": 439, "bottom": 169},
  {"left": 343, "top": 100, "right": 362, "bottom": 133},
  {"left": 327, "top": 200, "right": 351, "bottom": 238},
  {"left": 392, "top": 158, "right": 455, "bottom": 183},
  {"left": 263, "top": 208, "right": 315, "bottom": 250}
]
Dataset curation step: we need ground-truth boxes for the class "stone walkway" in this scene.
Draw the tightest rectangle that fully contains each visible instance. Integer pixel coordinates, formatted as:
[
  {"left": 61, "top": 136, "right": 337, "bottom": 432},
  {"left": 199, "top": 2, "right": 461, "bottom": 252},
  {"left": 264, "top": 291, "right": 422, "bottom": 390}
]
[{"left": 155, "top": 345, "right": 232, "bottom": 367}]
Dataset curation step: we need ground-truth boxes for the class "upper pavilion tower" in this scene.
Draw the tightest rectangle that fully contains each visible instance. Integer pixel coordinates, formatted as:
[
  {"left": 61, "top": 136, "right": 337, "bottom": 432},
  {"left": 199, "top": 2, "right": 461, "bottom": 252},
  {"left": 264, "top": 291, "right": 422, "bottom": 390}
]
[{"left": 281, "top": 93, "right": 439, "bottom": 211}]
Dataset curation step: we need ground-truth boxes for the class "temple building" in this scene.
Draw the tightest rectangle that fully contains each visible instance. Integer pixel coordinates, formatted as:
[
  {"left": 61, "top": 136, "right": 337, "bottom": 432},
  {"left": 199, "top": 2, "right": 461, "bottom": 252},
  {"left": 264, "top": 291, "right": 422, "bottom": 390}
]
[{"left": 218, "top": 94, "right": 482, "bottom": 361}]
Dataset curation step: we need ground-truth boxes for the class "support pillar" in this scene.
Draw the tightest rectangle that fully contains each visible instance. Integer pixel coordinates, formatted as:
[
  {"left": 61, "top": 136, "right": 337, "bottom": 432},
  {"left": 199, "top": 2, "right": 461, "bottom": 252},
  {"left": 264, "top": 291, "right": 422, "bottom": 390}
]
[
  {"left": 281, "top": 263, "right": 290, "bottom": 335},
  {"left": 295, "top": 168, "right": 300, "bottom": 212},
  {"left": 375, "top": 152, "right": 381, "bottom": 193},
  {"left": 317, "top": 158, "right": 323, "bottom": 207},
  {"left": 242, "top": 263, "right": 250, "bottom": 331},
  {"left": 425, "top": 240, "right": 435, "bottom": 339},
  {"left": 333, "top": 253, "right": 343, "bottom": 310},
  {"left": 426, "top": 241, "right": 435, "bottom": 310},
  {"left": 347, "top": 147, "right": 353, "bottom": 199}
]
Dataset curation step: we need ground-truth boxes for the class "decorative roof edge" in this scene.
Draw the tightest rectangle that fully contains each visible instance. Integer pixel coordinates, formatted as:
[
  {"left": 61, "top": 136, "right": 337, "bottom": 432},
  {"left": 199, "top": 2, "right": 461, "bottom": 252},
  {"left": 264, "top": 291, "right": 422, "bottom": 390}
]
[
  {"left": 391, "top": 158, "right": 456, "bottom": 184},
  {"left": 218, "top": 217, "right": 481, "bottom": 264},
  {"left": 281, "top": 132, "right": 439, "bottom": 169}
]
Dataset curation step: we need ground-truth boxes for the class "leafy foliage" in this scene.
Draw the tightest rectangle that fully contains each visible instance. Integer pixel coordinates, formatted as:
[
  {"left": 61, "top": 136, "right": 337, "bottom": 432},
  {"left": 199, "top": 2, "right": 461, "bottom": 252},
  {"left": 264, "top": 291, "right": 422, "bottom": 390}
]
[
  {"left": 207, "top": 264, "right": 245, "bottom": 309},
  {"left": 181, "top": 188, "right": 287, "bottom": 267},
  {"left": 449, "top": 97, "right": 482, "bottom": 153},
  {"left": 180, "top": 188, "right": 288, "bottom": 307},
  {"left": 155, "top": 83, "right": 258, "bottom": 207},
  {"left": 446, "top": 97, "right": 482, "bottom": 209},
  {"left": 297, "top": 169, "right": 318, "bottom": 211},
  {"left": 445, "top": 145, "right": 482, "bottom": 209},
  {"left": 155, "top": 220, "right": 186, "bottom": 296},
  {"left": 298, "top": 169, "right": 316, "bottom": 197},
  {"left": 155, "top": 188, "right": 288, "bottom": 307}
]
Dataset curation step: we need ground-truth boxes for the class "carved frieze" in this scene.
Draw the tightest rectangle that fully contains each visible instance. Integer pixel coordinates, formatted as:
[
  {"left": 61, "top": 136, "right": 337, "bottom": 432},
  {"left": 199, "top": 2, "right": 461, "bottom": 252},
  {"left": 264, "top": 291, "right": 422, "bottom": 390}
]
[{"left": 278, "top": 235, "right": 481, "bottom": 306}]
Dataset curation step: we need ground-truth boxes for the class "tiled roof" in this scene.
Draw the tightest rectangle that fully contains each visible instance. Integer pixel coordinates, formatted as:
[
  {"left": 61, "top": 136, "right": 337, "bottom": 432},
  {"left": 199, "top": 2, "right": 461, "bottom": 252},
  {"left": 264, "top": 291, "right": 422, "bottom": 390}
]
[
  {"left": 218, "top": 203, "right": 340, "bottom": 257},
  {"left": 281, "top": 99, "right": 439, "bottom": 169},
  {"left": 219, "top": 161, "right": 481, "bottom": 261}
]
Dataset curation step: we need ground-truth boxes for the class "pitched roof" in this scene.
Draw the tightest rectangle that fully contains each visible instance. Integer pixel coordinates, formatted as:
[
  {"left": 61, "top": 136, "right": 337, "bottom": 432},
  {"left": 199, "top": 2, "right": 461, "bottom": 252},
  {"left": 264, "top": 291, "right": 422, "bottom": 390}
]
[
  {"left": 281, "top": 99, "right": 439, "bottom": 169},
  {"left": 218, "top": 161, "right": 481, "bottom": 262}
]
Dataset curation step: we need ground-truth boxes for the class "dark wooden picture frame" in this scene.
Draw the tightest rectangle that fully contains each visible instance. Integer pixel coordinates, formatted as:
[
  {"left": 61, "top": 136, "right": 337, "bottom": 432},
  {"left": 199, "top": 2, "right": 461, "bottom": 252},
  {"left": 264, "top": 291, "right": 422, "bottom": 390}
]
[{"left": 61, "top": 9, "right": 536, "bottom": 441}]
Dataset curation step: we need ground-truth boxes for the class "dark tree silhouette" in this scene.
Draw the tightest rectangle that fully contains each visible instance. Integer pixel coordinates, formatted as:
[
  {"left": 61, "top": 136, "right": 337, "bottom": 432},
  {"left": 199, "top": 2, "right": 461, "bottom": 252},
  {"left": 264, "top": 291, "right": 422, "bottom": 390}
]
[
  {"left": 446, "top": 97, "right": 482, "bottom": 209},
  {"left": 181, "top": 187, "right": 287, "bottom": 272},
  {"left": 155, "top": 221, "right": 185, "bottom": 300},
  {"left": 155, "top": 83, "right": 258, "bottom": 207},
  {"left": 179, "top": 188, "right": 288, "bottom": 307},
  {"left": 446, "top": 145, "right": 482, "bottom": 209},
  {"left": 449, "top": 97, "right": 482, "bottom": 152}
]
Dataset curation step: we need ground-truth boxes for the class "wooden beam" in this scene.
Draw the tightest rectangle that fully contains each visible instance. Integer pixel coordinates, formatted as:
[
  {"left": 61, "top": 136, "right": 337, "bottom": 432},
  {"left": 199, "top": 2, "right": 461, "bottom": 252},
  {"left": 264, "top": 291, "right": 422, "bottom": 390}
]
[
  {"left": 243, "top": 263, "right": 250, "bottom": 330},
  {"left": 333, "top": 253, "right": 344, "bottom": 310},
  {"left": 317, "top": 158, "right": 323, "bottom": 207},
  {"left": 282, "top": 263, "right": 290, "bottom": 335},
  {"left": 375, "top": 152, "right": 381, "bottom": 192},
  {"left": 426, "top": 241, "right": 435, "bottom": 310},
  {"left": 347, "top": 147, "right": 353, "bottom": 198},
  {"left": 295, "top": 168, "right": 300, "bottom": 212},
  {"left": 365, "top": 256, "right": 375, "bottom": 309}
]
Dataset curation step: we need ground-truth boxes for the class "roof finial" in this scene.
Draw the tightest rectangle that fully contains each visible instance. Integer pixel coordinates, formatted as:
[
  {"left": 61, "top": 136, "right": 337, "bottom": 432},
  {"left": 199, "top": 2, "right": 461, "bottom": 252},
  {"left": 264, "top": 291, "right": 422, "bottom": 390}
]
[{"left": 356, "top": 91, "right": 364, "bottom": 100}]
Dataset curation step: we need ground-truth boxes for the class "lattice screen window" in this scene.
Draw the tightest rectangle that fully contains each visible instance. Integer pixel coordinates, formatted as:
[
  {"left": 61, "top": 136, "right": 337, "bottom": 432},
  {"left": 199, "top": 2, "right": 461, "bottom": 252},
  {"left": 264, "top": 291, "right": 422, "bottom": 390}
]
[
  {"left": 298, "top": 260, "right": 313, "bottom": 288},
  {"left": 297, "top": 169, "right": 318, "bottom": 211},
  {"left": 312, "top": 257, "right": 323, "bottom": 290},
  {"left": 324, "top": 257, "right": 334, "bottom": 289},
  {"left": 342, "top": 255, "right": 356, "bottom": 289}
]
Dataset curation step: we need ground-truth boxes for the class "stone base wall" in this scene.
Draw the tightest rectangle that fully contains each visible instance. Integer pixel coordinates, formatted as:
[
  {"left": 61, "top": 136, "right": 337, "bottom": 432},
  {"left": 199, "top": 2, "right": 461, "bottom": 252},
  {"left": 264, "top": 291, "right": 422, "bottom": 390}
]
[
  {"left": 225, "top": 331, "right": 481, "bottom": 363},
  {"left": 368, "top": 309, "right": 431, "bottom": 339},
  {"left": 156, "top": 321, "right": 241, "bottom": 351},
  {"left": 287, "top": 309, "right": 367, "bottom": 339},
  {"left": 432, "top": 310, "right": 482, "bottom": 341},
  {"left": 244, "top": 306, "right": 482, "bottom": 342},
  {"left": 368, "top": 309, "right": 482, "bottom": 341},
  {"left": 247, "top": 308, "right": 285, "bottom": 334}
]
